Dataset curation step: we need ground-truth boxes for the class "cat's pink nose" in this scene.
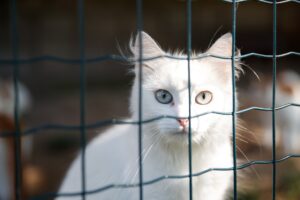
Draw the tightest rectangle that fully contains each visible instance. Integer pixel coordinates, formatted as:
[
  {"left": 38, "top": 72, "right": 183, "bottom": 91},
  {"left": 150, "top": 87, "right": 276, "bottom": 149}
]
[{"left": 177, "top": 119, "right": 189, "bottom": 128}]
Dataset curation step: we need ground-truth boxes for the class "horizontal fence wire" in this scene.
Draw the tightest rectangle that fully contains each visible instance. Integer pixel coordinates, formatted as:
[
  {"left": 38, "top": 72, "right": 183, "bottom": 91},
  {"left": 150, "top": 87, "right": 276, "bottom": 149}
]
[
  {"left": 223, "top": 0, "right": 300, "bottom": 4},
  {"left": 0, "top": 0, "right": 299, "bottom": 199},
  {"left": 0, "top": 51, "right": 300, "bottom": 65}
]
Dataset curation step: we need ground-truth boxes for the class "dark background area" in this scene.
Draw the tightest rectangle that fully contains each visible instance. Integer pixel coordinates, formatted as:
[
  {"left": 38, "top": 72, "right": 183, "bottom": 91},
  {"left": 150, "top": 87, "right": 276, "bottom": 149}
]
[{"left": 0, "top": 0, "right": 300, "bottom": 199}]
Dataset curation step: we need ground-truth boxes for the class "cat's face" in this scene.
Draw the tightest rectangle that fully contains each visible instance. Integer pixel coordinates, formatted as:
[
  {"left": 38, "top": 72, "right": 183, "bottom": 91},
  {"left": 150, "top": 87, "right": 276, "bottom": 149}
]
[{"left": 130, "top": 32, "right": 241, "bottom": 145}]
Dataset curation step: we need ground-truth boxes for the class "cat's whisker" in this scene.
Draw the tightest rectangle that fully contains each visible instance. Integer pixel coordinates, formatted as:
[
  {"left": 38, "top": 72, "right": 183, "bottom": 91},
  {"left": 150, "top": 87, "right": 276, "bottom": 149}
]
[
  {"left": 235, "top": 136, "right": 249, "bottom": 144},
  {"left": 237, "top": 119, "right": 261, "bottom": 145},
  {"left": 144, "top": 136, "right": 161, "bottom": 162},
  {"left": 236, "top": 145, "right": 261, "bottom": 180},
  {"left": 130, "top": 133, "right": 162, "bottom": 183}
]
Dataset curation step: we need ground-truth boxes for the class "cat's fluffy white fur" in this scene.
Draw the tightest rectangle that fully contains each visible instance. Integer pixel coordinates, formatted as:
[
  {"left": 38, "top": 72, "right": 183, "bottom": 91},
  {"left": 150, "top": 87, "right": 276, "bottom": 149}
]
[{"left": 57, "top": 32, "right": 242, "bottom": 200}]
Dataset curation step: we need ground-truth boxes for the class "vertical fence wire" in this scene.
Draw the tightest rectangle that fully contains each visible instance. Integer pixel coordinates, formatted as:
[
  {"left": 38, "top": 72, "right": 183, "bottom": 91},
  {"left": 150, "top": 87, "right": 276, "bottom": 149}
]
[
  {"left": 271, "top": 0, "right": 277, "bottom": 199},
  {"left": 231, "top": 0, "right": 238, "bottom": 199},
  {"left": 186, "top": 0, "right": 193, "bottom": 199},
  {"left": 77, "top": 0, "right": 87, "bottom": 199},
  {"left": 136, "top": 0, "right": 144, "bottom": 199},
  {"left": 10, "top": 0, "right": 22, "bottom": 199}
]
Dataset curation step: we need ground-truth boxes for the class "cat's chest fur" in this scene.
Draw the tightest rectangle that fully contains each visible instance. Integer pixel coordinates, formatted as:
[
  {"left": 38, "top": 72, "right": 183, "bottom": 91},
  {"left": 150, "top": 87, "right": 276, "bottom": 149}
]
[
  {"left": 141, "top": 127, "right": 233, "bottom": 200},
  {"left": 58, "top": 124, "right": 233, "bottom": 200}
]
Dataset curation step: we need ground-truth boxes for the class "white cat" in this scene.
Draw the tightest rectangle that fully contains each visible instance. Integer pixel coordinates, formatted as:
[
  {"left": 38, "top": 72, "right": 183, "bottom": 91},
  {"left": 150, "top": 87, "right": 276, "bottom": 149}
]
[{"left": 57, "top": 32, "right": 242, "bottom": 200}]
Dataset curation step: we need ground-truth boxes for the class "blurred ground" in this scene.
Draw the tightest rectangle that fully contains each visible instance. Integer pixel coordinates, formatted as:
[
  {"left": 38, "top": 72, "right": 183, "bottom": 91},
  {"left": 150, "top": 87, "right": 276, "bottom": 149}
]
[{"left": 0, "top": 0, "right": 300, "bottom": 199}]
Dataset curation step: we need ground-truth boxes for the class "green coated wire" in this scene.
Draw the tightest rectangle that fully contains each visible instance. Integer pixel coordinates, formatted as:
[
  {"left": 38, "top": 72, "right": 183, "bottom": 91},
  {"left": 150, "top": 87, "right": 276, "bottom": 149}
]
[
  {"left": 136, "top": 0, "right": 144, "bottom": 199},
  {"left": 77, "top": 0, "right": 87, "bottom": 199},
  {"left": 223, "top": 0, "right": 300, "bottom": 4},
  {"left": 231, "top": 0, "right": 238, "bottom": 199},
  {"left": 10, "top": 0, "right": 23, "bottom": 199},
  {"left": 272, "top": 0, "right": 277, "bottom": 199},
  {"left": 0, "top": 51, "right": 300, "bottom": 66},
  {"left": 186, "top": 0, "right": 193, "bottom": 199}
]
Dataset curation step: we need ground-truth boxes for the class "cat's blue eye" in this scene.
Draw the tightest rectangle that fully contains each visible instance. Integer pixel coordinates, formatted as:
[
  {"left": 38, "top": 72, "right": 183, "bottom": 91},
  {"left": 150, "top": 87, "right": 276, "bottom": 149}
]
[{"left": 155, "top": 89, "right": 173, "bottom": 104}]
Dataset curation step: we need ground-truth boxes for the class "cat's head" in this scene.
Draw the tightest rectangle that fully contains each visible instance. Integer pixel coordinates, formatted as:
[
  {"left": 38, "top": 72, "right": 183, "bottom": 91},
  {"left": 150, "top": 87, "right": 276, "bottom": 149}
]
[{"left": 129, "top": 31, "right": 242, "bottom": 145}]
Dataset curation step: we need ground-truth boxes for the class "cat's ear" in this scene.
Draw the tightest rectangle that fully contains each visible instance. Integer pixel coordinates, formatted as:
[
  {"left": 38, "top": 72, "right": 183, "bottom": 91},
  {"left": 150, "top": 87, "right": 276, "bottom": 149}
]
[
  {"left": 206, "top": 33, "right": 243, "bottom": 79},
  {"left": 207, "top": 33, "right": 233, "bottom": 57},
  {"left": 130, "top": 31, "right": 165, "bottom": 60}
]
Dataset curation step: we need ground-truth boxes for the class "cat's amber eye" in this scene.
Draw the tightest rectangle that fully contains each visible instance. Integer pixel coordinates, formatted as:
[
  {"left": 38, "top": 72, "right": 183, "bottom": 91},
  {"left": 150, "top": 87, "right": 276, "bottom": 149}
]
[
  {"left": 155, "top": 89, "right": 173, "bottom": 104},
  {"left": 195, "top": 91, "right": 213, "bottom": 105}
]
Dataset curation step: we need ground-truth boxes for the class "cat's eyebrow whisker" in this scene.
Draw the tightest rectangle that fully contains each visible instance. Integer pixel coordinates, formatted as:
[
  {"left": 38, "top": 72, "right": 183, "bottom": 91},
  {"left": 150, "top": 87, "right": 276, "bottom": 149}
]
[
  {"left": 206, "top": 26, "right": 223, "bottom": 51},
  {"left": 240, "top": 62, "right": 260, "bottom": 81}
]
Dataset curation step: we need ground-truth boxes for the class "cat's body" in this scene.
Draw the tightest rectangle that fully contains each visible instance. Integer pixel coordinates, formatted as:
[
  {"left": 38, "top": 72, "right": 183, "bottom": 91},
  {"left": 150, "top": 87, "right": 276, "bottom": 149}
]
[
  {"left": 58, "top": 32, "right": 242, "bottom": 200},
  {"left": 59, "top": 123, "right": 232, "bottom": 200}
]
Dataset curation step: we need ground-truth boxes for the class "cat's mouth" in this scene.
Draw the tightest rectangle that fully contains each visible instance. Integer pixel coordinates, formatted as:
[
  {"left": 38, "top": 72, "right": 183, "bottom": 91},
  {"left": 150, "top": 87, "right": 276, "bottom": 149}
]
[
  {"left": 174, "top": 128, "right": 196, "bottom": 136},
  {"left": 158, "top": 124, "right": 198, "bottom": 137}
]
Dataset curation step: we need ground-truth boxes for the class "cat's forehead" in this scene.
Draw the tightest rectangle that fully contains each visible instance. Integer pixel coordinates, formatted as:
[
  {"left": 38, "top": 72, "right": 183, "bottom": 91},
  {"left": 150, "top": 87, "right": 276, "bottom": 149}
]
[{"left": 146, "top": 58, "right": 221, "bottom": 90}]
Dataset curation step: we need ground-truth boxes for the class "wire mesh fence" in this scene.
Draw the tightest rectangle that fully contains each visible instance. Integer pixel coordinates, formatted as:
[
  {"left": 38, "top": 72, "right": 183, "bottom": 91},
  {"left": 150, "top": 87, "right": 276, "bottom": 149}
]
[{"left": 1, "top": 0, "right": 300, "bottom": 200}]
